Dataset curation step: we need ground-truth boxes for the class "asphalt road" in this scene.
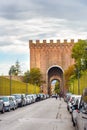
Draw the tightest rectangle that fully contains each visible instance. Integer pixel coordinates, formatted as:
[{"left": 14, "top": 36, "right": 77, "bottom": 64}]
[{"left": 0, "top": 98, "right": 75, "bottom": 130}]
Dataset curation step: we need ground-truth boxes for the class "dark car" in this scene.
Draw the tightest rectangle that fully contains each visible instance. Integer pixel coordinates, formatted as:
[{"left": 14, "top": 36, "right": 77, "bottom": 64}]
[{"left": 0, "top": 99, "right": 5, "bottom": 113}]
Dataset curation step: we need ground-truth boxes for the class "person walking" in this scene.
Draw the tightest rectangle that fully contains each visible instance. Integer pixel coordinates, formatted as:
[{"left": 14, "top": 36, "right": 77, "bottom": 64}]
[{"left": 55, "top": 94, "right": 58, "bottom": 100}]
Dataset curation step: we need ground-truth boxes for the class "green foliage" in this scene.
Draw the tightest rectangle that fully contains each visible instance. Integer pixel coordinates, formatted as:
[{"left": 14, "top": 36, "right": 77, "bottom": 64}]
[
  {"left": 23, "top": 70, "right": 30, "bottom": 83},
  {"left": 9, "top": 65, "right": 16, "bottom": 76},
  {"left": 66, "top": 40, "right": 87, "bottom": 94},
  {"left": 0, "top": 76, "right": 40, "bottom": 95},
  {"left": 54, "top": 81, "right": 60, "bottom": 94},
  {"left": 72, "top": 40, "right": 87, "bottom": 70},
  {"left": 64, "top": 65, "right": 75, "bottom": 90},
  {"left": 69, "top": 70, "right": 87, "bottom": 95},
  {"left": 9, "top": 60, "right": 21, "bottom": 76},
  {"left": 15, "top": 60, "right": 21, "bottom": 75},
  {"left": 23, "top": 68, "right": 43, "bottom": 86}
]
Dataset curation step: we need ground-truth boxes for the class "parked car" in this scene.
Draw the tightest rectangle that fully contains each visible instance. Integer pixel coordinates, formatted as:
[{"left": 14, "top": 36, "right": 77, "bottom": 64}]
[
  {"left": 12, "top": 94, "right": 26, "bottom": 107},
  {"left": 26, "top": 95, "right": 33, "bottom": 104},
  {"left": 11, "top": 96, "right": 18, "bottom": 109},
  {"left": 26, "top": 95, "right": 32, "bottom": 105},
  {"left": 0, "top": 96, "right": 15, "bottom": 111},
  {"left": 71, "top": 96, "right": 81, "bottom": 126},
  {"left": 35, "top": 94, "right": 41, "bottom": 102},
  {"left": 51, "top": 94, "right": 57, "bottom": 98},
  {"left": 67, "top": 94, "right": 77, "bottom": 112},
  {"left": 64, "top": 92, "right": 72, "bottom": 102},
  {"left": 75, "top": 88, "right": 87, "bottom": 130},
  {"left": 68, "top": 95, "right": 81, "bottom": 113},
  {"left": 0, "top": 99, "right": 5, "bottom": 113}
]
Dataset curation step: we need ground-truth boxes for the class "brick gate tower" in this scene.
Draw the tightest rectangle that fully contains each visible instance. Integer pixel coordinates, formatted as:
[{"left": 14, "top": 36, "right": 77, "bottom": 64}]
[{"left": 29, "top": 39, "right": 75, "bottom": 94}]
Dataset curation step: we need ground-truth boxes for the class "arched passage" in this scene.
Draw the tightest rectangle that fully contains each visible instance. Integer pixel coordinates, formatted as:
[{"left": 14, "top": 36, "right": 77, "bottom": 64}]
[{"left": 47, "top": 65, "right": 64, "bottom": 95}]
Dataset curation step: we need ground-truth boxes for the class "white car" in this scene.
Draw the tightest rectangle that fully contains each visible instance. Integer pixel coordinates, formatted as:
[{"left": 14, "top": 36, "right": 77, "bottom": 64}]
[{"left": 26, "top": 95, "right": 32, "bottom": 105}]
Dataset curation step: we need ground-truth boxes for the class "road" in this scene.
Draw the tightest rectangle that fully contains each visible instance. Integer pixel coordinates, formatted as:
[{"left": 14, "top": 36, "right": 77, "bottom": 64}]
[{"left": 0, "top": 98, "right": 75, "bottom": 130}]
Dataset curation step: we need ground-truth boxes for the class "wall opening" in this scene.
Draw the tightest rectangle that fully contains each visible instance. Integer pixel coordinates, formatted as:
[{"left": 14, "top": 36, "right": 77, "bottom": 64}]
[{"left": 47, "top": 65, "right": 64, "bottom": 95}]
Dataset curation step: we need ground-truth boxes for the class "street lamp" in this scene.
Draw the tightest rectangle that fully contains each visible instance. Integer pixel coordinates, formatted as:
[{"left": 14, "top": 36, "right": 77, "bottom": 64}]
[
  {"left": 9, "top": 69, "right": 12, "bottom": 95},
  {"left": 34, "top": 80, "right": 38, "bottom": 94},
  {"left": 74, "top": 66, "right": 80, "bottom": 95},
  {"left": 26, "top": 83, "right": 28, "bottom": 94},
  {"left": 77, "top": 68, "right": 80, "bottom": 95}
]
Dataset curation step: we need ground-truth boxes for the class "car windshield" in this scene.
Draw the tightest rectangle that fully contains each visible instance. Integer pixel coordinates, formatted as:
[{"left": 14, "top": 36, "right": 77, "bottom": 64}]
[
  {"left": 13, "top": 95, "right": 21, "bottom": 99},
  {"left": 0, "top": 97, "right": 9, "bottom": 102}
]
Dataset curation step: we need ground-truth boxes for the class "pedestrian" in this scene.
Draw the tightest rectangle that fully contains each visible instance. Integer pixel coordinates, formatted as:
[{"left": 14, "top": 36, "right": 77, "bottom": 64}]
[
  {"left": 59, "top": 93, "right": 61, "bottom": 100},
  {"left": 55, "top": 94, "right": 58, "bottom": 100}
]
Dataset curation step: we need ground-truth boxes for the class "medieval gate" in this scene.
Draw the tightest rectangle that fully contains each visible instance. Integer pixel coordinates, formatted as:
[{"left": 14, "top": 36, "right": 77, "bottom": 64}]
[{"left": 29, "top": 39, "right": 75, "bottom": 94}]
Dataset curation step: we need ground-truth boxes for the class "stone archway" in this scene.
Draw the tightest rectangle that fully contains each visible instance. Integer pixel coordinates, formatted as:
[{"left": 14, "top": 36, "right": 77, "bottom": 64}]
[
  {"left": 47, "top": 65, "right": 64, "bottom": 95},
  {"left": 29, "top": 39, "right": 75, "bottom": 94}
]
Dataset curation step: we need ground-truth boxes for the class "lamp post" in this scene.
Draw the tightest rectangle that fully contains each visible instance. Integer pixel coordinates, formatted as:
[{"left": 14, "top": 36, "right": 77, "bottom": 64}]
[
  {"left": 77, "top": 68, "right": 80, "bottom": 95},
  {"left": 75, "top": 66, "right": 80, "bottom": 95},
  {"left": 34, "top": 80, "right": 38, "bottom": 94},
  {"left": 10, "top": 70, "right": 12, "bottom": 95},
  {"left": 26, "top": 83, "right": 28, "bottom": 94}
]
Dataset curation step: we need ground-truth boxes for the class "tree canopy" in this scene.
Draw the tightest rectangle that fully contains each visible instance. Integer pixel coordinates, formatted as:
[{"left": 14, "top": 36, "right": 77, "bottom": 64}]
[
  {"left": 64, "top": 65, "right": 75, "bottom": 90},
  {"left": 54, "top": 80, "right": 60, "bottom": 94},
  {"left": 72, "top": 40, "right": 87, "bottom": 70},
  {"left": 9, "top": 60, "right": 21, "bottom": 76},
  {"left": 23, "top": 68, "right": 43, "bottom": 86}
]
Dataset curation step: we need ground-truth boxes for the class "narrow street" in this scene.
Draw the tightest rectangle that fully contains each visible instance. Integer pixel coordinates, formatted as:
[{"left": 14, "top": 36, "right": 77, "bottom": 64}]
[{"left": 0, "top": 98, "right": 75, "bottom": 130}]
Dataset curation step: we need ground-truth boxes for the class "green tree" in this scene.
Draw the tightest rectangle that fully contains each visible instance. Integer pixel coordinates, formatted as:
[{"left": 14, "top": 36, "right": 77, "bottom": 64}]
[
  {"left": 9, "top": 60, "right": 21, "bottom": 76},
  {"left": 9, "top": 65, "right": 16, "bottom": 75},
  {"left": 29, "top": 68, "right": 43, "bottom": 86},
  {"left": 15, "top": 60, "right": 21, "bottom": 75},
  {"left": 23, "top": 70, "right": 30, "bottom": 83},
  {"left": 64, "top": 65, "right": 75, "bottom": 90},
  {"left": 54, "top": 81, "right": 60, "bottom": 94},
  {"left": 72, "top": 40, "right": 87, "bottom": 70},
  {"left": 23, "top": 68, "right": 43, "bottom": 86}
]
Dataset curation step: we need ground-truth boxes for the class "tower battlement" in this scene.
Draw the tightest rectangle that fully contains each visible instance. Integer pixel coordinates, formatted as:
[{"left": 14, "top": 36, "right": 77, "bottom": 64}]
[{"left": 29, "top": 39, "right": 77, "bottom": 45}]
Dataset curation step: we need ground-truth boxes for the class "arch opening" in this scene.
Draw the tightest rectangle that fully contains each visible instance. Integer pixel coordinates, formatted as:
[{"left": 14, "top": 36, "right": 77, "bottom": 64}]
[
  {"left": 47, "top": 66, "right": 64, "bottom": 95},
  {"left": 51, "top": 79, "right": 60, "bottom": 95}
]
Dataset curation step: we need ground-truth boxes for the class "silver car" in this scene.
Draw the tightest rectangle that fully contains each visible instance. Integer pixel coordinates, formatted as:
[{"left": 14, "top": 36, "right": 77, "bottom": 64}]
[
  {"left": 0, "top": 96, "right": 15, "bottom": 112},
  {"left": 75, "top": 88, "right": 87, "bottom": 130},
  {"left": 0, "top": 99, "right": 5, "bottom": 113},
  {"left": 71, "top": 96, "right": 81, "bottom": 126}
]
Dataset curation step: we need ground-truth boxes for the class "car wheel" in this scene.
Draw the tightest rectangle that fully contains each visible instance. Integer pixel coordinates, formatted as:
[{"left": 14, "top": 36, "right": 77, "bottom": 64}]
[
  {"left": 75, "top": 124, "right": 78, "bottom": 130},
  {"left": 13, "top": 106, "right": 15, "bottom": 110},
  {"left": 8, "top": 106, "right": 11, "bottom": 112},
  {"left": 1, "top": 106, "right": 5, "bottom": 113},
  {"left": 73, "top": 121, "right": 75, "bottom": 127}
]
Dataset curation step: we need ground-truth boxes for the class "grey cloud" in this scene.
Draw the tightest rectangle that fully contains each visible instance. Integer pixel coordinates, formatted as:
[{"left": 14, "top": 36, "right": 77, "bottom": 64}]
[
  {"left": 0, "top": 41, "right": 13, "bottom": 46},
  {"left": 0, "top": 0, "right": 87, "bottom": 21}
]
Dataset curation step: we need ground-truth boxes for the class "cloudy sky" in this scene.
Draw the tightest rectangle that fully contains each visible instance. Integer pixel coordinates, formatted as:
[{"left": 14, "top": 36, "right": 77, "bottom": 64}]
[{"left": 0, "top": 0, "right": 87, "bottom": 75}]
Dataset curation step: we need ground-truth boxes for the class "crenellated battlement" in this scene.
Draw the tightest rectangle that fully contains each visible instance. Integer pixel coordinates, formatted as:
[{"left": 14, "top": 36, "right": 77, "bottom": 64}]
[{"left": 29, "top": 39, "right": 79, "bottom": 45}]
